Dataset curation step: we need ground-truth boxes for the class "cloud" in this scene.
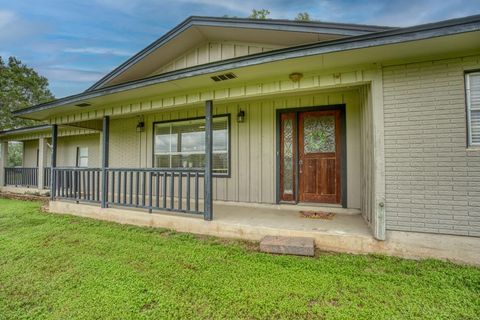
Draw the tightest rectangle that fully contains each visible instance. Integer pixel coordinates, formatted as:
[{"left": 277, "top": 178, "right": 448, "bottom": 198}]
[
  {"left": 38, "top": 66, "right": 106, "bottom": 83},
  {"left": 0, "top": 10, "right": 48, "bottom": 42},
  {"left": 64, "top": 47, "right": 134, "bottom": 57}
]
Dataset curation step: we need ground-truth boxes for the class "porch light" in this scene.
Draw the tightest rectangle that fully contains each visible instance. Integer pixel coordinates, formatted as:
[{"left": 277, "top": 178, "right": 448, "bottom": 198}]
[
  {"left": 237, "top": 110, "right": 245, "bottom": 123},
  {"left": 136, "top": 120, "right": 145, "bottom": 132},
  {"left": 289, "top": 72, "right": 303, "bottom": 82}
]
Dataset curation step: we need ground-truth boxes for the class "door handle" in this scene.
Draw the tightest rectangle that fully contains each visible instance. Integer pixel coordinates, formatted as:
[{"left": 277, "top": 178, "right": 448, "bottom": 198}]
[{"left": 299, "top": 160, "right": 303, "bottom": 173}]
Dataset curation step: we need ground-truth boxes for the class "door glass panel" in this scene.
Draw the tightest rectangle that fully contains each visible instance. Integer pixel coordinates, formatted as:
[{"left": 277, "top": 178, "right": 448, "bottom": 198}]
[
  {"left": 282, "top": 117, "right": 294, "bottom": 195},
  {"left": 304, "top": 115, "right": 335, "bottom": 153}
]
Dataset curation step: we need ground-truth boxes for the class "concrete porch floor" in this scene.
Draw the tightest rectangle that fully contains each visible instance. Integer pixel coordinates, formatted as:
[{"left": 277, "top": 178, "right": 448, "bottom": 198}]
[{"left": 48, "top": 200, "right": 480, "bottom": 265}]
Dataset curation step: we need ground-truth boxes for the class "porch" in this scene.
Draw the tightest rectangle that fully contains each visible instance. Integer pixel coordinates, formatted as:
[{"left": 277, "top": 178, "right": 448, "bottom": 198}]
[{"left": 1, "top": 86, "right": 386, "bottom": 241}]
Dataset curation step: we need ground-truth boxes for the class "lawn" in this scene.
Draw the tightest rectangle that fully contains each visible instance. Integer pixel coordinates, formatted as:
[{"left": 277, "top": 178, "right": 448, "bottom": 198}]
[{"left": 0, "top": 199, "right": 479, "bottom": 319}]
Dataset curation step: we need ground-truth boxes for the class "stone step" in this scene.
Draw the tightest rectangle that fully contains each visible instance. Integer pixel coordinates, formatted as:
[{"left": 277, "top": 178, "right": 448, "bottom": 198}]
[{"left": 260, "top": 235, "right": 315, "bottom": 256}]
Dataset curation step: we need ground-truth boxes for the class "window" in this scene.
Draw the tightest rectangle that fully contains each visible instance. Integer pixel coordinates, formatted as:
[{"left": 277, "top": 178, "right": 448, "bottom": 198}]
[
  {"left": 466, "top": 72, "right": 480, "bottom": 147},
  {"left": 76, "top": 147, "right": 89, "bottom": 167},
  {"left": 154, "top": 115, "right": 230, "bottom": 175}
]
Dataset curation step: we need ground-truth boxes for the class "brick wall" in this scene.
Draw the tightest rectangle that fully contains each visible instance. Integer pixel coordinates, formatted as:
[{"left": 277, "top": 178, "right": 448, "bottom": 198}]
[{"left": 383, "top": 55, "right": 480, "bottom": 237}]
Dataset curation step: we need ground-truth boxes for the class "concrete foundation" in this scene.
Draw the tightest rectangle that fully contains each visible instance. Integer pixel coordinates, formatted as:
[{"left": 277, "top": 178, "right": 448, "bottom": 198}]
[
  {"left": 0, "top": 186, "right": 50, "bottom": 196},
  {"left": 48, "top": 200, "right": 480, "bottom": 265}
]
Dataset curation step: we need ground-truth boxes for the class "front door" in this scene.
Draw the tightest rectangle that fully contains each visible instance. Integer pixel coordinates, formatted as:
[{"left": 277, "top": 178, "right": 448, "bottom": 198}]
[{"left": 298, "top": 110, "right": 341, "bottom": 204}]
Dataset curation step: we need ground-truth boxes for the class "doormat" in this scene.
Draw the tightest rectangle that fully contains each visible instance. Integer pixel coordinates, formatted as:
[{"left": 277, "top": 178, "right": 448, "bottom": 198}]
[{"left": 299, "top": 211, "right": 335, "bottom": 220}]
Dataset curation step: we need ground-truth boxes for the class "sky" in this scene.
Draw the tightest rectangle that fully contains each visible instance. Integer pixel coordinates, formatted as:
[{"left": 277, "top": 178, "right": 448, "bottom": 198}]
[{"left": 1, "top": 0, "right": 479, "bottom": 98}]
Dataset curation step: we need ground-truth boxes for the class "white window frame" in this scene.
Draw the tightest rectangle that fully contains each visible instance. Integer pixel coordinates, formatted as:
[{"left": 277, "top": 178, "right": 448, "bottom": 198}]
[
  {"left": 76, "top": 147, "right": 89, "bottom": 167},
  {"left": 466, "top": 72, "right": 480, "bottom": 148}
]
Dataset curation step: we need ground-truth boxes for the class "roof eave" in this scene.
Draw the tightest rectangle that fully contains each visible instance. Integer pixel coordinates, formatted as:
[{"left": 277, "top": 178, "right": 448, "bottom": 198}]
[
  {"left": 85, "top": 16, "right": 395, "bottom": 92},
  {"left": 12, "top": 14, "right": 480, "bottom": 118}
]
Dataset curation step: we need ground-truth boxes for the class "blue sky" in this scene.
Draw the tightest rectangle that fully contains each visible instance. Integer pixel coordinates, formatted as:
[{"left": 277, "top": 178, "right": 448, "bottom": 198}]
[{"left": 1, "top": 0, "right": 479, "bottom": 98}]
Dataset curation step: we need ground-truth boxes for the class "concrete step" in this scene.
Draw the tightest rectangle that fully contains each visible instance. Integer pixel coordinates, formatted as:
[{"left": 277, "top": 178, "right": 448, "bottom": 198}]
[{"left": 260, "top": 235, "right": 315, "bottom": 256}]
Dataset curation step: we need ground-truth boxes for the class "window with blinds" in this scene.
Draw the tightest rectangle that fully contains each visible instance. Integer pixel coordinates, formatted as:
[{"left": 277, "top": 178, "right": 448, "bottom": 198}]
[
  {"left": 154, "top": 115, "right": 230, "bottom": 175},
  {"left": 466, "top": 72, "right": 480, "bottom": 147}
]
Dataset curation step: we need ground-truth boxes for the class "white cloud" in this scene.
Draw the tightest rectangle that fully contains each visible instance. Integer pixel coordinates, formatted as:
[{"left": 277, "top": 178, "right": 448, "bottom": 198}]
[
  {"left": 39, "top": 66, "right": 107, "bottom": 83},
  {"left": 64, "top": 47, "right": 133, "bottom": 56},
  {"left": 0, "top": 10, "right": 48, "bottom": 42}
]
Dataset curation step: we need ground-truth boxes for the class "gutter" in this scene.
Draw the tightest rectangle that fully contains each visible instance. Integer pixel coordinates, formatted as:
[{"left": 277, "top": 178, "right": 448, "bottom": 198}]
[
  {"left": 0, "top": 125, "right": 52, "bottom": 136},
  {"left": 13, "top": 14, "right": 480, "bottom": 117}
]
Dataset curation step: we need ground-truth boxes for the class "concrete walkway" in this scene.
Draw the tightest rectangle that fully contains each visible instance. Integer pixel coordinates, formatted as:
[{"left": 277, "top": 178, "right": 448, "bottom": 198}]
[{"left": 49, "top": 200, "right": 480, "bottom": 265}]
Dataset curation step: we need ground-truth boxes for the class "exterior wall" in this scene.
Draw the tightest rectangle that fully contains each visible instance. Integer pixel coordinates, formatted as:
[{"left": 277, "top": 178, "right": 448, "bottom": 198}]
[
  {"left": 23, "top": 140, "right": 39, "bottom": 167},
  {"left": 151, "top": 41, "right": 282, "bottom": 76},
  {"left": 383, "top": 54, "right": 480, "bottom": 237},
  {"left": 108, "top": 89, "right": 362, "bottom": 208},
  {"left": 55, "top": 134, "right": 101, "bottom": 167}
]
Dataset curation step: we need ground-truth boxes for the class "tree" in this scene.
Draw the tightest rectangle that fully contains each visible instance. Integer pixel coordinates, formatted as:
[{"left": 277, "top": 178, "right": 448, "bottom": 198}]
[
  {"left": 295, "top": 12, "right": 311, "bottom": 21},
  {"left": 7, "top": 142, "right": 22, "bottom": 167},
  {"left": 0, "top": 56, "right": 54, "bottom": 131},
  {"left": 248, "top": 9, "right": 270, "bottom": 19}
]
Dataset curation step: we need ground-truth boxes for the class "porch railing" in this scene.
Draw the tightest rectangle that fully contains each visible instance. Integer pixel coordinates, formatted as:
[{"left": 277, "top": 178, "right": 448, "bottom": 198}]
[
  {"left": 52, "top": 167, "right": 102, "bottom": 203},
  {"left": 106, "top": 168, "right": 205, "bottom": 214},
  {"left": 51, "top": 167, "right": 205, "bottom": 215},
  {"left": 44, "top": 167, "right": 51, "bottom": 188},
  {"left": 4, "top": 167, "right": 38, "bottom": 187}
]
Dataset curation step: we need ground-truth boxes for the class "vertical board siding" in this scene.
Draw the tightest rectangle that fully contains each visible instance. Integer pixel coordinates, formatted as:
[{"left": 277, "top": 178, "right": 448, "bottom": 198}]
[
  {"left": 23, "top": 140, "right": 39, "bottom": 167},
  {"left": 382, "top": 55, "right": 480, "bottom": 237},
  {"left": 108, "top": 90, "right": 362, "bottom": 206},
  {"left": 151, "top": 41, "right": 282, "bottom": 76},
  {"left": 55, "top": 134, "right": 101, "bottom": 167}
]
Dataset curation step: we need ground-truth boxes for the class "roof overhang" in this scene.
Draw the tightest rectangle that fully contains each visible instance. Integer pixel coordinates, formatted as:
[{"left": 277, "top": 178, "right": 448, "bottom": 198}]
[
  {"left": 0, "top": 124, "right": 100, "bottom": 141},
  {"left": 86, "top": 16, "right": 393, "bottom": 90},
  {"left": 13, "top": 14, "right": 480, "bottom": 121}
]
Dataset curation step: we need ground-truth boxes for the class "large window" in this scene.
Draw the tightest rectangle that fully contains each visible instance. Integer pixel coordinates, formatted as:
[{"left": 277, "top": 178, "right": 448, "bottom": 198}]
[
  {"left": 154, "top": 115, "right": 230, "bottom": 175},
  {"left": 466, "top": 72, "right": 480, "bottom": 147}
]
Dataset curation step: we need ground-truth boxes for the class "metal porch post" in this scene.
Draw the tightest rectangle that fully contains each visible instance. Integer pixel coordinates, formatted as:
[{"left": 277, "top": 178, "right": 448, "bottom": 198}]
[
  {"left": 50, "top": 125, "right": 58, "bottom": 200},
  {"left": 101, "top": 116, "right": 110, "bottom": 208},
  {"left": 204, "top": 100, "right": 213, "bottom": 221},
  {"left": 0, "top": 141, "right": 8, "bottom": 187},
  {"left": 37, "top": 137, "right": 46, "bottom": 190}
]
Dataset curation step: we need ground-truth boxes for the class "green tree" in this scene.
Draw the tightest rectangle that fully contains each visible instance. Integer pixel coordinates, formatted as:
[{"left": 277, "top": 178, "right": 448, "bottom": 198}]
[
  {"left": 0, "top": 56, "right": 54, "bottom": 130},
  {"left": 248, "top": 9, "right": 270, "bottom": 19},
  {"left": 7, "top": 142, "right": 23, "bottom": 167},
  {"left": 295, "top": 12, "right": 311, "bottom": 21}
]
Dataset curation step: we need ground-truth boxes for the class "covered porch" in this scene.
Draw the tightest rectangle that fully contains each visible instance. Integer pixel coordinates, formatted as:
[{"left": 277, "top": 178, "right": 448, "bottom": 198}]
[{"left": 40, "top": 83, "right": 385, "bottom": 241}]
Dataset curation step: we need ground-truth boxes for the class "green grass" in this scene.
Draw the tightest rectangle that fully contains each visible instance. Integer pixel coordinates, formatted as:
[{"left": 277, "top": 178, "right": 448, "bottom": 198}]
[{"left": 0, "top": 199, "right": 479, "bottom": 319}]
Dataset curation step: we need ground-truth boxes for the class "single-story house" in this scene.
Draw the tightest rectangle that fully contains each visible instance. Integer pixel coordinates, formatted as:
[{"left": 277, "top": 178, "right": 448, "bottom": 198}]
[{"left": 1, "top": 15, "right": 479, "bottom": 263}]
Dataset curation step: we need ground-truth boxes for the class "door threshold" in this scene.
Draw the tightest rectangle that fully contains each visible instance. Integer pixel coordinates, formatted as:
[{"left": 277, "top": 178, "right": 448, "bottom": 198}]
[{"left": 297, "top": 202, "right": 342, "bottom": 208}]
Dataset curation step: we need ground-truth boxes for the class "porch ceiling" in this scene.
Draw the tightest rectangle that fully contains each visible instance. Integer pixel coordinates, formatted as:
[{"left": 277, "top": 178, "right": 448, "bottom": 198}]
[{"left": 13, "top": 16, "right": 480, "bottom": 122}]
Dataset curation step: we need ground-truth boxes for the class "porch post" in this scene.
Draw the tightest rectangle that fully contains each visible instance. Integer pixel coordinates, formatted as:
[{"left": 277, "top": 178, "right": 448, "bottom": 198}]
[
  {"left": 101, "top": 116, "right": 110, "bottom": 208},
  {"left": 204, "top": 100, "right": 213, "bottom": 221},
  {"left": 0, "top": 141, "right": 8, "bottom": 186},
  {"left": 37, "top": 137, "right": 47, "bottom": 189},
  {"left": 50, "top": 125, "right": 58, "bottom": 200}
]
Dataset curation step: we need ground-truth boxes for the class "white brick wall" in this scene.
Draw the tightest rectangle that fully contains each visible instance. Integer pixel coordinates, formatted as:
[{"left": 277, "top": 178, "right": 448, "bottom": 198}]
[{"left": 383, "top": 55, "right": 480, "bottom": 237}]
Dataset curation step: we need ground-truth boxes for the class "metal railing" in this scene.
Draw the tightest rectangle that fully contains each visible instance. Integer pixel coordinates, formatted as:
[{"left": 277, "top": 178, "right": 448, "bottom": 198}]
[
  {"left": 105, "top": 168, "right": 205, "bottom": 215},
  {"left": 52, "top": 167, "right": 102, "bottom": 203},
  {"left": 51, "top": 167, "right": 206, "bottom": 215},
  {"left": 44, "top": 167, "right": 51, "bottom": 188},
  {"left": 4, "top": 167, "right": 38, "bottom": 187}
]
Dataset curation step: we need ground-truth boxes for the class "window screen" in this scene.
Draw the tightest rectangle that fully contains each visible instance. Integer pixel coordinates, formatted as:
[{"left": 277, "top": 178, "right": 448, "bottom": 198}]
[
  {"left": 154, "top": 116, "right": 229, "bottom": 175},
  {"left": 466, "top": 72, "right": 480, "bottom": 147}
]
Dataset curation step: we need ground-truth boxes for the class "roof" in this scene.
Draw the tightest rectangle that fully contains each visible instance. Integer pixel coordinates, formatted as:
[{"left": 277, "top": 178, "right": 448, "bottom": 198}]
[
  {"left": 86, "top": 16, "right": 393, "bottom": 91},
  {"left": 0, "top": 125, "right": 52, "bottom": 137},
  {"left": 13, "top": 14, "right": 480, "bottom": 119}
]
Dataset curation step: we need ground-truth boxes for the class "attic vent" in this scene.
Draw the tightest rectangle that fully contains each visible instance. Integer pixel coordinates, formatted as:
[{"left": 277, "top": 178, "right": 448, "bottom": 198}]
[
  {"left": 75, "top": 102, "right": 91, "bottom": 107},
  {"left": 211, "top": 72, "right": 237, "bottom": 82}
]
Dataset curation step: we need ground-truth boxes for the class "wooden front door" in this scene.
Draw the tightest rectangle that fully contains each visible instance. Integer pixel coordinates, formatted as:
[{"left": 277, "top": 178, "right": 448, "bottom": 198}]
[{"left": 298, "top": 110, "right": 341, "bottom": 204}]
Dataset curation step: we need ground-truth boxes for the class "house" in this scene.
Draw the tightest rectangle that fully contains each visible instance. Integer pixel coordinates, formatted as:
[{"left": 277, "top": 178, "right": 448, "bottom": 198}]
[{"left": 1, "top": 15, "right": 479, "bottom": 263}]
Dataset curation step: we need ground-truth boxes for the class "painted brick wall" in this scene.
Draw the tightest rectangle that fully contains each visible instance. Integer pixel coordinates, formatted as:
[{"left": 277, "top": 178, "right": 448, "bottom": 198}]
[{"left": 383, "top": 55, "right": 480, "bottom": 237}]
